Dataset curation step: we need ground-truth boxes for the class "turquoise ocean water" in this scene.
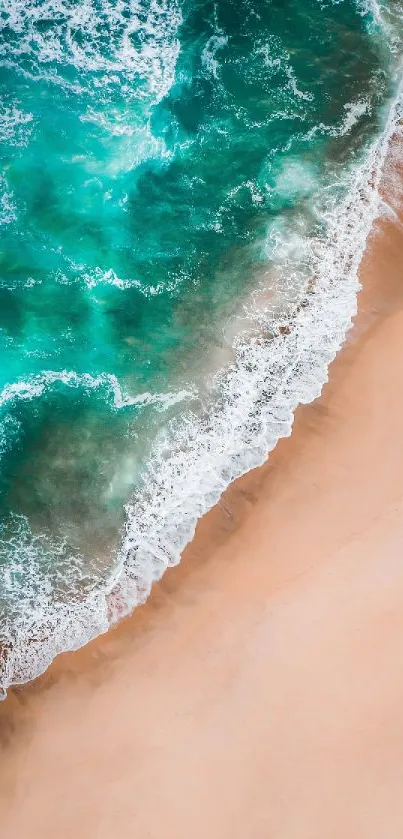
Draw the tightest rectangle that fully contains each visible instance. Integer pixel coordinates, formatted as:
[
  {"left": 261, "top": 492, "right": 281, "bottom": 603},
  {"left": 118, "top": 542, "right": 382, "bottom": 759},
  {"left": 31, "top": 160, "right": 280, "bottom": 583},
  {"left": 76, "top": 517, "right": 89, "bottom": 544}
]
[{"left": 0, "top": 0, "right": 402, "bottom": 691}]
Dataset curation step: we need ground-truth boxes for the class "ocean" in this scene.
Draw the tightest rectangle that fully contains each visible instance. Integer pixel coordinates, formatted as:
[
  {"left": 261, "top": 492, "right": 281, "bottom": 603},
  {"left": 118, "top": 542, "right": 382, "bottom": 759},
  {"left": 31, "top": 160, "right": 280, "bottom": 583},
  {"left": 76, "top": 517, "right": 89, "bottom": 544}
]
[{"left": 0, "top": 0, "right": 402, "bottom": 693}]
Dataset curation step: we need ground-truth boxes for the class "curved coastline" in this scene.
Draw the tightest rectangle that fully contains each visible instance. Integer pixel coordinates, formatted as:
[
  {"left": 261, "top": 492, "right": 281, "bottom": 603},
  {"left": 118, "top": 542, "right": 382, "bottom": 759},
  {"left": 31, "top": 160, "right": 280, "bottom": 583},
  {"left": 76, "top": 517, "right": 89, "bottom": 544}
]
[
  {"left": 1, "top": 76, "right": 403, "bottom": 694},
  {"left": 1, "top": 116, "right": 403, "bottom": 837}
]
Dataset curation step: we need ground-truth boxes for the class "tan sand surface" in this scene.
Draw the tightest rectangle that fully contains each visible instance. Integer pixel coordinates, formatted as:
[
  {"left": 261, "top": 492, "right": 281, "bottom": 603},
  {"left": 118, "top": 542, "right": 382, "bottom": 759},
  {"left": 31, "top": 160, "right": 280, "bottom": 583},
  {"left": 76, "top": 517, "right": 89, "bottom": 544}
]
[{"left": 1, "top": 156, "right": 403, "bottom": 838}]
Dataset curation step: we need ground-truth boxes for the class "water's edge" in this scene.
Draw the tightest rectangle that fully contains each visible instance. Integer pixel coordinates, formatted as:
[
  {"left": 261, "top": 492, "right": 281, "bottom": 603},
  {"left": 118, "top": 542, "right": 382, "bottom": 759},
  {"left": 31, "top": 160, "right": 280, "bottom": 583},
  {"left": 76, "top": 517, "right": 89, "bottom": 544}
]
[{"left": 1, "top": 70, "right": 402, "bottom": 696}]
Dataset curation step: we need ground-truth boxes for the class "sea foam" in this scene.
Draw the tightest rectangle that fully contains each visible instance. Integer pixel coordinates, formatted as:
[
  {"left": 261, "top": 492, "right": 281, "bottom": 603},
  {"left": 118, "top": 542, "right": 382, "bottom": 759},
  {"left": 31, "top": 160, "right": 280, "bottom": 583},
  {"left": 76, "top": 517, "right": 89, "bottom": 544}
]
[
  {"left": 0, "top": 370, "right": 194, "bottom": 413},
  {"left": 0, "top": 0, "right": 182, "bottom": 105}
]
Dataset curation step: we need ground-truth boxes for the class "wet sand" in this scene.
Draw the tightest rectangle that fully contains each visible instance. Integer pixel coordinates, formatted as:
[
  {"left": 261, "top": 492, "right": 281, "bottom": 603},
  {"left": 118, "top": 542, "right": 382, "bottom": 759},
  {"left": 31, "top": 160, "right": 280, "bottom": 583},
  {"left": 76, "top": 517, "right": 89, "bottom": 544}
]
[{"left": 1, "top": 154, "right": 403, "bottom": 837}]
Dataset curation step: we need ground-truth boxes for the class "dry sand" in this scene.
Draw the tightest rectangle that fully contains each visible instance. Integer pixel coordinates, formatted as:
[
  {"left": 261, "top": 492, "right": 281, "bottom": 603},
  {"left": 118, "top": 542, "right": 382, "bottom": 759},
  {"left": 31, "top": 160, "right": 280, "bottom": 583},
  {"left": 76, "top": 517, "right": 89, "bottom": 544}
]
[{"left": 1, "top": 155, "right": 403, "bottom": 838}]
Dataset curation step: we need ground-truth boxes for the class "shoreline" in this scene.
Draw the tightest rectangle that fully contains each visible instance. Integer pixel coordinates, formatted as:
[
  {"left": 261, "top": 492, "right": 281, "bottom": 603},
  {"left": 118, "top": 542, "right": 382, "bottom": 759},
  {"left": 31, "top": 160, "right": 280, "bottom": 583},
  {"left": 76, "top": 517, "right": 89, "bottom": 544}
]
[
  {"left": 3, "top": 89, "right": 402, "bottom": 693},
  {"left": 1, "top": 138, "right": 403, "bottom": 836}
]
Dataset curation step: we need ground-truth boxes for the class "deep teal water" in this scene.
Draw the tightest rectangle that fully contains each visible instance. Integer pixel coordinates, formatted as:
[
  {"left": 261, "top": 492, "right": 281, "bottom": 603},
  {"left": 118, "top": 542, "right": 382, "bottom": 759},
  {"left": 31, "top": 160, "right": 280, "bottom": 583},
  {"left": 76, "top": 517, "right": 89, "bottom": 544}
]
[{"left": 0, "top": 0, "right": 401, "bottom": 688}]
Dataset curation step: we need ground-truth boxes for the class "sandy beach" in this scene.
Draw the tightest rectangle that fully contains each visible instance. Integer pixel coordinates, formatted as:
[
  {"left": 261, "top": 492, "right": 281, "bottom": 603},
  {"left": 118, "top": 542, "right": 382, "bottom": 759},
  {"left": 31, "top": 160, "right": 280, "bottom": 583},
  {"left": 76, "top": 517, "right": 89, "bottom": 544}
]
[{"left": 1, "top": 144, "right": 403, "bottom": 837}]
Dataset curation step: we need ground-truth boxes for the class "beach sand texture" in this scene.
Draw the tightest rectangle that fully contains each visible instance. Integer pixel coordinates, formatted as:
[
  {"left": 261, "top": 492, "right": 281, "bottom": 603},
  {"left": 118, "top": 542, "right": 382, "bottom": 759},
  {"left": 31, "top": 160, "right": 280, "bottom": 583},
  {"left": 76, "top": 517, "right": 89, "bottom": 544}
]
[{"left": 0, "top": 142, "right": 403, "bottom": 838}]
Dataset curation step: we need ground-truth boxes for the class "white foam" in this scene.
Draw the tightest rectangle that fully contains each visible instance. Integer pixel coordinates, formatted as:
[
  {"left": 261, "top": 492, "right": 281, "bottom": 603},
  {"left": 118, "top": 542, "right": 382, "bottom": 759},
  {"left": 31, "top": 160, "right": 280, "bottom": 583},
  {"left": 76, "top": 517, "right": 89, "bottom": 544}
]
[
  {"left": 80, "top": 265, "right": 184, "bottom": 296},
  {"left": 0, "top": 370, "right": 194, "bottom": 413},
  {"left": 0, "top": 102, "right": 33, "bottom": 147},
  {"left": 0, "top": 0, "right": 182, "bottom": 106},
  {"left": 285, "top": 64, "right": 314, "bottom": 103},
  {"left": 256, "top": 36, "right": 314, "bottom": 104},
  {"left": 305, "top": 97, "right": 371, "bottom": 141},
  {"left": 81, "top": 266, "right": 136, "bottom": 290},
  {"left": 201, "top": 34, "right": 228, "bottom": 80},
  {"left": 357, "top": 0, "right": 403, "bottom": 55},
  {"left": 0, "top": 174, "right": 17, "bottom": 225}
]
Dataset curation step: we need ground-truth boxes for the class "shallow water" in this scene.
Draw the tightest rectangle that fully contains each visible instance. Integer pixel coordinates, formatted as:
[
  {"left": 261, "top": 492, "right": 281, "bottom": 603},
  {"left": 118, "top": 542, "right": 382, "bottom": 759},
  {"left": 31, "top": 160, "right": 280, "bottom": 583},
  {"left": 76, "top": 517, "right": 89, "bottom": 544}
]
[{"left": 0, "top": 0, "right": 402, "bottom": 690}]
